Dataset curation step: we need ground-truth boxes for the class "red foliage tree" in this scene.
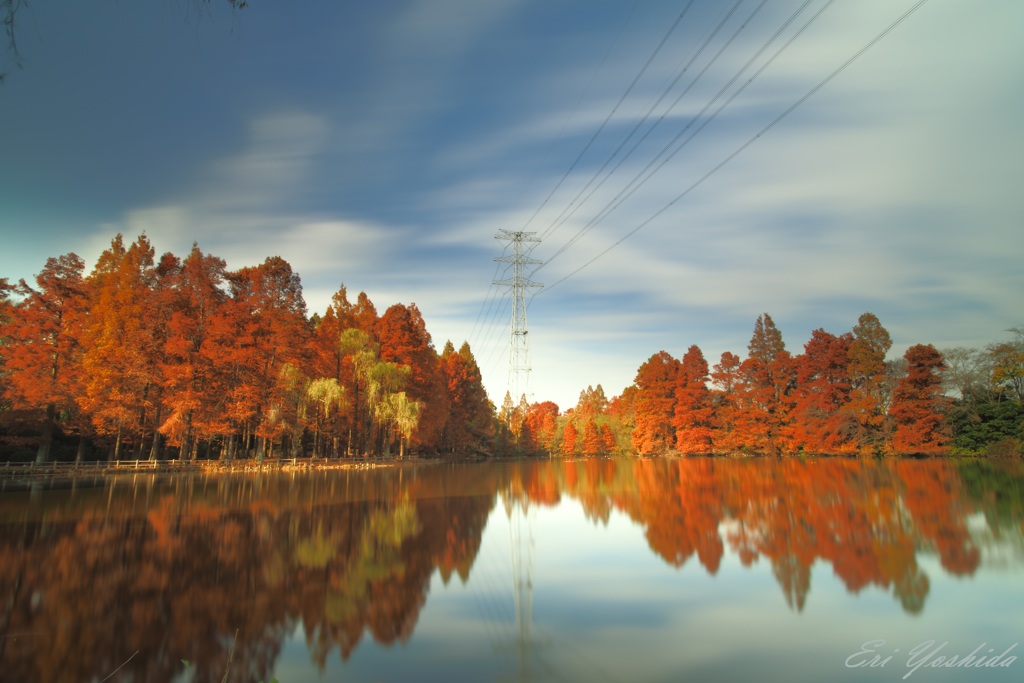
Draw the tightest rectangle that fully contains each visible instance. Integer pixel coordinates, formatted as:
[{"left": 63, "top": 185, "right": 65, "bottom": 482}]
[
  {"left": 158, "top": 244, "right": 229, "bottom": 459},
  {"left": 735, "top": 314, "right": 794, "bottom": 454},
  {"left": 790, "top": 329, "right": 855, "bottom": 453},
  {"left": 77, "top": 235, "right": 163, "bottom": 459},
  {"left": 440, "top": 341, "right": 492, "bottom": 453},
  {"left": 217, "top": 256, "right": 310, "bottom": 458},
  {"left": 1, "top": 254, "right": 87, "bottom": 461},
  {"left": 889, "top": 344, "right": 950, "bottom": 454}
]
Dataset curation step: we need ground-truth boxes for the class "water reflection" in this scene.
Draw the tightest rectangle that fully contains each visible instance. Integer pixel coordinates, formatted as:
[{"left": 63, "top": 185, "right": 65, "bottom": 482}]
[{"left": 0, "top": 458, "right": 1021, "bottom": 682}]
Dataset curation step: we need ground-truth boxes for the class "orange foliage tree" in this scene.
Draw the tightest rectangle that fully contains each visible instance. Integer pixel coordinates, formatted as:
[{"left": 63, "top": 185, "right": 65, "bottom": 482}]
[
  {"left": 440, "top": 341, "right": 492, "bottom": 453},
  {"left": 523, "top": 401, "right": 559, "bottom": 454},
  {"left": 77, "top": 235, "right": 163, "bottom": 460},
  {"left": 157, "top": 245, "right": 228, "bottom": 460},
  {"left": 673, "top": 345, "right": 713, "bottom": 454},
  {"left": 848, "top": 312, "right": 893, "bottom": 454},
  {"left": 0, "top": 254, "right": 86, "bottom": 462},
  {"left": 631, "top": 351, "right": 680, "bottom": 454},
  {"left": 790, "top": 329, "right": 855, "bottom": 453},
  {"left": 889, "top": 344, "right": 950, "bottom": 454},
  {"left": 710, "top": 351, "right": 742, "bottom": 452},
  {"left": 734, "top": 313, "right": 794, "bottom": 454}
]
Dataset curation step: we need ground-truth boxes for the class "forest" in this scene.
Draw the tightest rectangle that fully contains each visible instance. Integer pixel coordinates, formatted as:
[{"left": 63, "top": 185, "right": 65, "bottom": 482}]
[
  {"left": 1, "top": 233, "right": 1022, "bottom": 462},
  {"left": 519, "top": 314, "right": 1024, "bottom": 458},
  {"left": 0, "top": 234, "right": 493, "bottom": 463}
]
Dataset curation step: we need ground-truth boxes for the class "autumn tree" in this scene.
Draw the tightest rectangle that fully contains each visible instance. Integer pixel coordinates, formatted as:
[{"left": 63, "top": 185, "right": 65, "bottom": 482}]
[
  {"left": 605, "top": 386, "right": 637, "bottom": 455},
  {"left": 847, "top": 312, "right": 893, "bottom": 453},
  {"left": 710, "top": 351, "right": 742, "bottom": 452},
  {"left": 574, "top": 385, "right": 608, "bottom": 424},
  {"left": 157, "top": 244, "right": 228, "bottom": 459},
  {"left": 989, "top": 329, "right": 1024, "bottom": 403},
  {"left": 889, "top": 344, "right": 950, "bottom": 455},
  {"left": 631, "top": 351, "right": 680, "bottom": 454},
  {"left": 673, "top": 345, "right": 714, "bottom": 454},
  {"left": 0, "top": 254, "right": 86, "bottom": 462},
  {"left": 735, "top": 314, "right": 794, "bottom": 454},
  {"left": 77, "top": 235, "right": 162, "bottom": 460},
  {"left": 439, "top": 341, "right": 493, "bottom": 454},
  {"left": 581, "top": 418, "right": 604, "bottom": 456},
  {"left": 376, "top": 303, "right": 449, "bottom": 452},
  {"left": 523, "top": 401, "right": 559, "bottom": 454},
  {"left": 307, "top": 286, "right": 380, "bottom": 457},
  {"left": 217, "top": 256, "right": 310, "bottom": 459},
  {"left": 561, "top": 420, "right": 578, "bottom": 456},
  {"left": 790, "top": 329, "right": 855, "bottom": 453}
]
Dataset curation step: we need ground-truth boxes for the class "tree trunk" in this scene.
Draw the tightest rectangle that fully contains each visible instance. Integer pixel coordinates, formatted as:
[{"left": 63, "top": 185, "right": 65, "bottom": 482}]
[
  {"left": 149, "top": 405, "right": 162, "bottom": 461},
  {"left": 35, "top": 403, "right": 55, "bottom": 464}
]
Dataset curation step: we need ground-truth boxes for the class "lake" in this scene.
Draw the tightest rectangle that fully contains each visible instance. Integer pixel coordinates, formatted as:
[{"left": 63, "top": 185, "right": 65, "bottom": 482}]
[{"left": 1, "top": 457, "right": 1022, "bottom": 683}]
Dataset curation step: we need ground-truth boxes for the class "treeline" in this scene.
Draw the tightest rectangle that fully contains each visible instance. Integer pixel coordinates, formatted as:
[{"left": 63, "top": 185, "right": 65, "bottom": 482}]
[
  {"left": 515, "top": 313, "right": 1024, "bottom": 457},
  {"left": 0, "top": 234, "right": 494, "bottom": 462}
]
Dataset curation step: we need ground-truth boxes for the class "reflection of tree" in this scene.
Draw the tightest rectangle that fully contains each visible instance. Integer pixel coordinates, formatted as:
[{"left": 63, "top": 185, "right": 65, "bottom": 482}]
[
  {"left": 516, "top": 457, "right": 1014, "bottom": 615},
  {"left": 0, "top": 467, "right": 494, "bottom": 682},
  {"left": 0, "top": 458, "right": 1019, "bottom": 680}
]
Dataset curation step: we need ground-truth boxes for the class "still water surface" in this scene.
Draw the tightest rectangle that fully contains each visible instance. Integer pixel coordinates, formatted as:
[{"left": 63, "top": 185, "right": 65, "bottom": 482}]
[{"left": 1, "top": 457, "right": 1022, "bottom": 683}]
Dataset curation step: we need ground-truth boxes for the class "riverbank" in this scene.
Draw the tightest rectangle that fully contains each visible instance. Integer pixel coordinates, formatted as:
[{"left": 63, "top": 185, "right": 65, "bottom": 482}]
[{"left": 0, "top": 455, "right": 432, "bottom": 484}]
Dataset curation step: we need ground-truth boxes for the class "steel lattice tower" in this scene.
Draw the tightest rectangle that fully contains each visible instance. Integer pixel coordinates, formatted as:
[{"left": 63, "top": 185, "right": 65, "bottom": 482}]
[{"left": 494, "top": 230, "right": 543, "bottom": 404}]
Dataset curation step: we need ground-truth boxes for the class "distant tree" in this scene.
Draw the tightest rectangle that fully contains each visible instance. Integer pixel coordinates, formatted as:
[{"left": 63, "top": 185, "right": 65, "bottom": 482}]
[{"left": 989, "top": 329, "right": 1024, "bottom": 403}]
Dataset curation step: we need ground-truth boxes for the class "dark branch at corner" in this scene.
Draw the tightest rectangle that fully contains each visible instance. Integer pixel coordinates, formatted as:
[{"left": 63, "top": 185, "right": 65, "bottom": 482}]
[{"left": 1, "top": 0, "right": 249, "bottom": 82}]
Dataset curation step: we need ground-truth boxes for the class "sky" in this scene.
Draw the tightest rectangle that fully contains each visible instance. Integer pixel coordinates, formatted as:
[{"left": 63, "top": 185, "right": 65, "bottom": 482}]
[{"left": 1, "top": 0, "right": 1022, "bottom": 411}]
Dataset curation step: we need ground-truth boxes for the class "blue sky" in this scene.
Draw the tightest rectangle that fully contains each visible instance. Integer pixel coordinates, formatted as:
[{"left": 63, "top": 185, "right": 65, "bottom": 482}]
[{"left": 1, "top": 0, "right": 1022, "bottom": 410}]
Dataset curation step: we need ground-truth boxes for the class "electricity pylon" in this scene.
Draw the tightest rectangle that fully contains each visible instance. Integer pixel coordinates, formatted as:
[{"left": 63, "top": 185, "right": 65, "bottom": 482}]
[{"left": 493, "top": 230, "right": 543, "bottom": 405}]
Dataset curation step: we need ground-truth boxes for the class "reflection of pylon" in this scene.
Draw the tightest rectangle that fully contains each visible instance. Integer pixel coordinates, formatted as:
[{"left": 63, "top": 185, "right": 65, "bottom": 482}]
[
  {"left": 494, "top": 230, "right": 543, "bottom": 404},
  {"left": 502, "top": 496, "right": 538, "bottom": 683}
]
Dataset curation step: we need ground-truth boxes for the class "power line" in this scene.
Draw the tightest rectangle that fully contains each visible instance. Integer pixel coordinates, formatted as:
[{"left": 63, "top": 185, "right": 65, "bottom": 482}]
[
  {"left": 537, "top": 0, "right": 933, "bottom": 296},
  {"left": 535, "top": 0, "right": 754, "bottom": 260},
  {"left": 571, "top": 0, "right": 836, "bottom": 244},
  {"left": 520, "top": 1, "right": 698, "bottom": 237},
  {"left": 538, "top": 0, "right": 771, "bottom": 272},
  {"left": 509, "top": 0, "right": 642, "bottom": 222},
  {"left": 468, "top": 243, "right": 511, "bottom": 346}
]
